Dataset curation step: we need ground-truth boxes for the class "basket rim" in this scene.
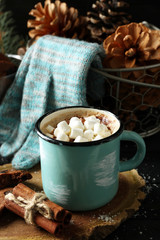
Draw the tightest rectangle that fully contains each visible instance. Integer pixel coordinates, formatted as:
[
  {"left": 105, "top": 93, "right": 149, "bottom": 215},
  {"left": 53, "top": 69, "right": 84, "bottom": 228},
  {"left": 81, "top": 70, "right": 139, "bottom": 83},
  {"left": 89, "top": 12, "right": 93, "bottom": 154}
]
[
  {"left": 91, "top": 66, "right": 160, "bottom": 89},
  {"left": 101, "top": 62, "right": 160, "bottom": 72}
]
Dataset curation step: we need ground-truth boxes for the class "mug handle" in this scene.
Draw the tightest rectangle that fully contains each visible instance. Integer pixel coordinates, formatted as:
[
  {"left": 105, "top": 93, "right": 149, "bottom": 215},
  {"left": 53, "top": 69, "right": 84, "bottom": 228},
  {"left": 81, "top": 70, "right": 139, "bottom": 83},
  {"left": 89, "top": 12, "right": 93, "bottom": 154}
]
[{"left": 119, "top": 130, "right": 146, "bottom": 172}]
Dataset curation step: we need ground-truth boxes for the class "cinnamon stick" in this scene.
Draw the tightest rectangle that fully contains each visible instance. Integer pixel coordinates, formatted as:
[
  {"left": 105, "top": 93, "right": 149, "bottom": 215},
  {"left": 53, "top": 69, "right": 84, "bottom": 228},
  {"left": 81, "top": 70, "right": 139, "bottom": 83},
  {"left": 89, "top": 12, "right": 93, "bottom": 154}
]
[
  {"left": 63, "top": 210, "right": 72, "bottom": 225},
  {"left": 0, "top": 188, "right": 12, "bottom": 214},
  {"left": 0, "top": 191, "right": 5, "bottom": 214},
  {"left": 4, "top": 197, "right": 63, "bottom": 235},
  {"left": 0, "top": 169, "right": 32, "bottom": 189},
  {"left": 12, "top": 183, "right": 72, "bottom": 223}
]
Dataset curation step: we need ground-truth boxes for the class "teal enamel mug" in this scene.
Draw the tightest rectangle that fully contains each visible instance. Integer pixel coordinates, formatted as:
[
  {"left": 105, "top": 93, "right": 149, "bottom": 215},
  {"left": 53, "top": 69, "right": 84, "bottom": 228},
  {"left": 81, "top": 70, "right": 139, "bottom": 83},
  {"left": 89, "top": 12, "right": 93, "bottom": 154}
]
[{"left": 35, "top": 106, "right": 146, "bottom": 211}]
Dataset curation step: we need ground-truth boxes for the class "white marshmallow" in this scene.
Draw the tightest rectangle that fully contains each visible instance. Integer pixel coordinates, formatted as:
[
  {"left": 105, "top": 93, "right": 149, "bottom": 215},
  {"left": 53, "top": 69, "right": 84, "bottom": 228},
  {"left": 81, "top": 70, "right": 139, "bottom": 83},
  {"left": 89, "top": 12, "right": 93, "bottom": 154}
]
[
  {"left": 74, "top": 136, "right": 89, "bottom": 142},
  {"left": 94, "top": 122, "right": 107, "bottom": 136},
  {"left": 84, "top": 129, "right": 94, "bottom": 141},
  {"left": 103, "top": 131, "right": 112, "bottom": 138},
  {"left": 53, "top": 115, "right": 113, "bottom": 142},
  {"left": 56, "top": 132, "right": 69, "bottom": 142},
  {"left": 46, "top": 133, "right": 53, "bottom": 138},
  {"left": 54, "top": 128, "right": 61, "bottom": 137},
  {"left": 85, "top": 115, "right": 100, "bottom": 123},
  {"left": 46, "top": 124, "right": 54, "bottom": 133},
  {"left": 84, "top": 120, "right": 96, "bottom": 130},
  {"left": 57, "top": 120, "right": 70, "bottom": 134},
  {"left": 69, "top": 117, "right": 81, "bottom": 124},
  {"left": 93, "top": 135, "right": 104, "bottom": 141},
  {"left": 69, "top": 118, "right": 84, "bottom": 130},
  {"left": 69, "top": 128, "right": 83, "bottom": 139}
]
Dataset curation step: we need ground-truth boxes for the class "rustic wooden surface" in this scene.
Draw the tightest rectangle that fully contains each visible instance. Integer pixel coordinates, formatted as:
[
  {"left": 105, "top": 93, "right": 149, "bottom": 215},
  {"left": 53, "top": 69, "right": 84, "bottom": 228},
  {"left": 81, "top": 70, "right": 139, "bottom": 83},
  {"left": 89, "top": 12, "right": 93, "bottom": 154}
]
[{"left": 0, "top": 164, "right": 146, "bottom": 240}]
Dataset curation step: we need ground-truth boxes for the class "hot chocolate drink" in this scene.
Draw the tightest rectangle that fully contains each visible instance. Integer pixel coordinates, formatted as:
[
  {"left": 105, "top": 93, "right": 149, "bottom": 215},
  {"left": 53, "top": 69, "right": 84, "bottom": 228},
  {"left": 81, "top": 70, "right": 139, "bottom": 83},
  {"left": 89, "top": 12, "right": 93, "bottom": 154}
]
[{"left": 41, "top": 111, "right": 119, "bottom": 142}]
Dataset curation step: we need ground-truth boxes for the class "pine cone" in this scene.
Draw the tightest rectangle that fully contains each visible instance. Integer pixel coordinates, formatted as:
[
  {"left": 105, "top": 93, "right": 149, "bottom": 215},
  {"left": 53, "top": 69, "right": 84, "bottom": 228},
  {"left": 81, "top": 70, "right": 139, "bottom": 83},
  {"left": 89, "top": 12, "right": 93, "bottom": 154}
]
[
  {"left": 27, "top": 0, "right": 88, "bottom": 41},
  {"left": 103, "top": 22, "right": 160, "bottom": 69},
  {"left": 86, "top": 0, "right": 132, "bottom": 43}
]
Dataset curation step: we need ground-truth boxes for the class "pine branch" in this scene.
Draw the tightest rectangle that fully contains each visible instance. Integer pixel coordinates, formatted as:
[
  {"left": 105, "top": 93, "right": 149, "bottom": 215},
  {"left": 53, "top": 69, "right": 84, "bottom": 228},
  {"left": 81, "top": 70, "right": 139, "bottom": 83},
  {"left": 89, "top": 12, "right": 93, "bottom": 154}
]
[{"left": 0, "top": 0, "right": 26, "bottom": 54}]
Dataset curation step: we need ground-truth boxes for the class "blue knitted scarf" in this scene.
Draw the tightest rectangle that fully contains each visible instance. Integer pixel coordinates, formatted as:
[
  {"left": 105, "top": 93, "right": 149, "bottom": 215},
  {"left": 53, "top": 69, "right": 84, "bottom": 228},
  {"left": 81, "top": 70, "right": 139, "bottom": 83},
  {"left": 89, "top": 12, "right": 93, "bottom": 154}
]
[{"left": 0, "top": 35, "right": 105, "bottom": 169}]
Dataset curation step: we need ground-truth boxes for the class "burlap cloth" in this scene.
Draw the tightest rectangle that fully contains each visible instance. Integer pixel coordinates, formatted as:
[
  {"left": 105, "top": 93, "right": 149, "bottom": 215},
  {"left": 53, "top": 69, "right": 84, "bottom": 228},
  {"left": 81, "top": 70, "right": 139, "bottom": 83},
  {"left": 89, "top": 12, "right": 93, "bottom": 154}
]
[{"left": 0, "top": 163, "right": 146, "bottom": 240}]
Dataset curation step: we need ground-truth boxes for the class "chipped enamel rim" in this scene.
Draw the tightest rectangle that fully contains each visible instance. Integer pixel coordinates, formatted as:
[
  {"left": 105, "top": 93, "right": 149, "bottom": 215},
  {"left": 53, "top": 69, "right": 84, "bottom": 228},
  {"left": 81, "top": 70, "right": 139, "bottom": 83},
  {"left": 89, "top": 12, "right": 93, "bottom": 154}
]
[{"left": 35, "top": 106, "right": 123, "bottom": 146}]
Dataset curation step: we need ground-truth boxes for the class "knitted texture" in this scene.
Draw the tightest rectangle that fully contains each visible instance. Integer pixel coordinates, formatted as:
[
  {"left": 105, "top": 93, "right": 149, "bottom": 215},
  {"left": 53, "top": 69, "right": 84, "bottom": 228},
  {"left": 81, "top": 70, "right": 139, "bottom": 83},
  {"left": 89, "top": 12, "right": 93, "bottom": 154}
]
[{"left": 0, "top": 35, "right": 105, "bottom": 169}]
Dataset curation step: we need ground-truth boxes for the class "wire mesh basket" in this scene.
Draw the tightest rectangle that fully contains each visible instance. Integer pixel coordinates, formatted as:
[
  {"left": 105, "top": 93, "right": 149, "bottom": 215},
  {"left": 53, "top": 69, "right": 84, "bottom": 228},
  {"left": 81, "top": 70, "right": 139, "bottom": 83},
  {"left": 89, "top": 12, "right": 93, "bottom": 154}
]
[{"left": 91, "top": 63, "right": 160, "bottom": 137}]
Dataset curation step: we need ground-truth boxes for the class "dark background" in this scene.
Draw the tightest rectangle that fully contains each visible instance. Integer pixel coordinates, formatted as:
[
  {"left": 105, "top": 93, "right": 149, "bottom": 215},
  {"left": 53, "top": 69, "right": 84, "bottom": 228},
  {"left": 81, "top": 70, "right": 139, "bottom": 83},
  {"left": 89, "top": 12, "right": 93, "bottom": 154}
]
[{"left": 5, "top": 0, "right": 160, "bottom": 38}]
